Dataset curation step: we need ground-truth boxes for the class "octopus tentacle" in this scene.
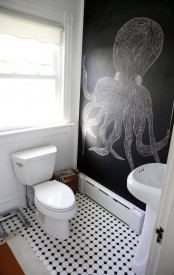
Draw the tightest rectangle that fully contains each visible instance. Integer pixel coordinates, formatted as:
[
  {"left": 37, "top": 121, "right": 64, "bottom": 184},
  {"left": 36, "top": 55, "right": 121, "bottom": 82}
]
[
  {"left": 145, "top": 111, "right": 160, "bottom": 162},
  {"left": 137, "top": 138, "right": 168, "bottom": 156},
  {"left": 99, "top": 115, "right": 115, "bottom": 144},
  {"left": 123, "top": 117, "right": 134, "bottom": 170},
  {"left": 89, "top": 147, "right": 111, "bottom": 156},
  {"left": 83, "top": 56, "right": 94, "bottom": 101},
  {"left": 101, "top": 118, "right": 124, "bottom": 159},
  {"left": 89, "top": 116, "right": 124, "bottom": 160},
  {"left": 133, "top": 112, "right": 146, "bottom": 143},
  {"left": 133, "top": 112, "right": 168, "bottom": 156},
  {"left": 82, "top": 101, "right": 103, "bottom": 122},
  {"left": 82, "top": 107, "right": 104, "bottom": 154},
  {"left": 83, "top": 108, "right": 104, "bottom": 138},
  {"left": 134, "top": 86, "right": 166, "bottom": 160}
]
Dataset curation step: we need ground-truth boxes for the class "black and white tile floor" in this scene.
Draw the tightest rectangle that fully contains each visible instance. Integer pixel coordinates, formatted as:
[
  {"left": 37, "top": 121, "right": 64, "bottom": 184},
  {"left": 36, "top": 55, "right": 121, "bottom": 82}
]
[{"left": 0, "top": 192, "right": 139, "bottom": 275}]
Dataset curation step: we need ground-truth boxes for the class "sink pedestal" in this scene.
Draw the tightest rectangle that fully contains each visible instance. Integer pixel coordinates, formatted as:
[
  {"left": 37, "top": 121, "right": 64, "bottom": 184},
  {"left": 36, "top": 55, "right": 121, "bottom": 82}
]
[
  {"left": 132, "top": 205, "right": 157, "bottom": 275},
  {"left": 127, "top": 163, "right": 166, "bottom": 275}
]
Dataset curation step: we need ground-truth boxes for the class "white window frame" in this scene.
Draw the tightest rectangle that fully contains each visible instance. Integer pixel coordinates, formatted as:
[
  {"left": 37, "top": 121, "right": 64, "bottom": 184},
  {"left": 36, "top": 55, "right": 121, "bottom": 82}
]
[{"left": 0, "top": 1, "right": 74, "bottom": 140}]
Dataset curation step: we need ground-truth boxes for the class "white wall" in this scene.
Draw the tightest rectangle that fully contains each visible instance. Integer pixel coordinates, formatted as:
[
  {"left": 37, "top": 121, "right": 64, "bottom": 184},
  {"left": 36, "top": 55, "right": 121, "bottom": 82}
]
[{"left": 0, "top": 0, "right": 84, "bottom": 212}]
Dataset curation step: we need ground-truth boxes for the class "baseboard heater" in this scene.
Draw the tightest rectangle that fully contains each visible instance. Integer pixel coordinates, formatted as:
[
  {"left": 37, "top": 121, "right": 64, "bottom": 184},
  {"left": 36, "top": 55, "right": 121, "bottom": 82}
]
[{"left": 78, "top": 173, "right": 145, "bottom": 234}]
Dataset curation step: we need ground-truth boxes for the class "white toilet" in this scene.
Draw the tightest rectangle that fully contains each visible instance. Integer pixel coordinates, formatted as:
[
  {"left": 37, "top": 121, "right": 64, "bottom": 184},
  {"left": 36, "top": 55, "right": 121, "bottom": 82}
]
[{"left": 11, "top": 145, "right": 77, "bottom": 241}]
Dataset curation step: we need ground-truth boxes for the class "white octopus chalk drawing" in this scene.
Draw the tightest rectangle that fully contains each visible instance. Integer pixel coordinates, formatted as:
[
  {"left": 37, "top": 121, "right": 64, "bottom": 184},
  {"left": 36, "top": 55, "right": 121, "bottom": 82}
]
[{"left": 82, "top": 17, "right": 168, "bottom": 170}]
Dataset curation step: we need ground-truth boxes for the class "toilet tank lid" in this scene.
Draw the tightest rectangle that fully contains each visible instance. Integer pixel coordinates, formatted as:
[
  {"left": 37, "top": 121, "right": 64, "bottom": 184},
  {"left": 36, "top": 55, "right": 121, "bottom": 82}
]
[{"left": 11, "top": 145, "right": 57, "bottom": 162}]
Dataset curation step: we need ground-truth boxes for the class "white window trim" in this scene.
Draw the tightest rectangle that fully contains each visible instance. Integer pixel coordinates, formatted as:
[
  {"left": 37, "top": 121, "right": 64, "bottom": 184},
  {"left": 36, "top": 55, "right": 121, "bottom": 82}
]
[
  {"left": 0, "top": 0, "right": 74, "bottom": 133},
  {"left": 0, "top": 123, "right": 75, "bottom": 145}
]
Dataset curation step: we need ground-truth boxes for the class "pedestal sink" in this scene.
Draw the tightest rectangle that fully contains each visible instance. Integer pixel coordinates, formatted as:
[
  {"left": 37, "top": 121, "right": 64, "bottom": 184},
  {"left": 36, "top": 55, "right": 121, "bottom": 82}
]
[{"left": 127, "top": 163, "right": 166, "bottom": 275}]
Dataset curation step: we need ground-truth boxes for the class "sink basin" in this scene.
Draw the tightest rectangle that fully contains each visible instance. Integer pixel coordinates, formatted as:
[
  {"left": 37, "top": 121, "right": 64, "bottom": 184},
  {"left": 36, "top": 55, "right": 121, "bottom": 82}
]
[
  {"left": 127, "top": 163, "right": 166, "bottom": 275},
  {"left": 127, "top": 163, "right": 166, "bottom": 209}
]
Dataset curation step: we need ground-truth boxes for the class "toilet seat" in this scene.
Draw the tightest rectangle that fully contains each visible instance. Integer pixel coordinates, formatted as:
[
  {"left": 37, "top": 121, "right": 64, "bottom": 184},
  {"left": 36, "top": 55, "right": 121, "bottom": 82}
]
[{"left": 34, "top": 180, "right": 75, "bottom": 211}]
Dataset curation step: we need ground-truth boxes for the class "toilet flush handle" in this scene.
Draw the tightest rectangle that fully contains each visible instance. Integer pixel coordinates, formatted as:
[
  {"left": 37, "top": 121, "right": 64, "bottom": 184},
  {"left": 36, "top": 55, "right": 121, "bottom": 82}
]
[{"left": 16, "top": 163, "right": 23, "bottom": 167}]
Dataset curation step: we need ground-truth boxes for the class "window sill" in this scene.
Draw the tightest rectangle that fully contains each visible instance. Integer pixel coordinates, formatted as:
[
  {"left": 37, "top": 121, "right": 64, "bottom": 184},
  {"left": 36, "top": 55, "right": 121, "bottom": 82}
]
[{"left": 0, "top": 123, "right": 74, "bottom": 145}]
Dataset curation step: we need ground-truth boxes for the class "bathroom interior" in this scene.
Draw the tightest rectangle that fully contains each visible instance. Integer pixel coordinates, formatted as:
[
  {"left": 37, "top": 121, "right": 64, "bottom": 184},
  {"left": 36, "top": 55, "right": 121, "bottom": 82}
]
[{"left": 0, "top": 0, "right": 174, "bottom": 275}]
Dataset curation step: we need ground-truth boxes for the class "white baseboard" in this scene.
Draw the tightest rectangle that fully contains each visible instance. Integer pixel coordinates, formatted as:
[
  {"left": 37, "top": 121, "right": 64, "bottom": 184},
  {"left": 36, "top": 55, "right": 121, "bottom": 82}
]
[
  {"left": 78, "top": 173, "right": 145, "bottom": 234},
  {"left": 0, "top": 192, "right": 34, "bottom": 213}
]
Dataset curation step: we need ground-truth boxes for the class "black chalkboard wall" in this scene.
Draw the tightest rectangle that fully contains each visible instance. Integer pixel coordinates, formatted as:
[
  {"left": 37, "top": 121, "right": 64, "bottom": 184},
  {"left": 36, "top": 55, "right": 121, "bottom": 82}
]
[{"left": 77, "top": 0, "right": 174, "bottom": 209}]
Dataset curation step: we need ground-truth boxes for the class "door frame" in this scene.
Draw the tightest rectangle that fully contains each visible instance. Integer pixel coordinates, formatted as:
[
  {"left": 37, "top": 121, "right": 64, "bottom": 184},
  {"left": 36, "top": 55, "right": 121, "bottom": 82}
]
[{"left": 146, "top": 129, "right": 174, "bottom": 275}]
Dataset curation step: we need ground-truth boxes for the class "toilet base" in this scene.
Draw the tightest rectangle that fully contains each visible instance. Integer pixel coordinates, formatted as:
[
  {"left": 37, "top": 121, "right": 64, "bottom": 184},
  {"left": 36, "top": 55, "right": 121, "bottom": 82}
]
[{"left": 35, "top": 210, "right": 70, "bottom": 241}]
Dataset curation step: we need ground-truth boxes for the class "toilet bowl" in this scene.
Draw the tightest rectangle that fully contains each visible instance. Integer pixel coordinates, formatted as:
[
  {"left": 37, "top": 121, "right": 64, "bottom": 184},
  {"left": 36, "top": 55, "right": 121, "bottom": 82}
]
[
  {"left": 11, "top": 145, "right": 77, "bottom": 240},
  {"left": 34, "top": 180, "right": 77, "bottom": 240}
]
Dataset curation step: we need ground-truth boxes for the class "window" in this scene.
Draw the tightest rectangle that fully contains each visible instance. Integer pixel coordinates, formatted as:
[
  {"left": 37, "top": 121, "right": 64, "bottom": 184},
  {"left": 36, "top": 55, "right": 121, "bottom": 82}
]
[{"left": 0, "top": 9, "right": 64, "bottom": 132}]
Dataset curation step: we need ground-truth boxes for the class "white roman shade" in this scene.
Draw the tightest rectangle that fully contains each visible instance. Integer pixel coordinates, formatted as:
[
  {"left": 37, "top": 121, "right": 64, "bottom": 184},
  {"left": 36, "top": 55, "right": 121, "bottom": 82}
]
[{"left": 0, "top": 8, "right": 63, "bottom": 44}]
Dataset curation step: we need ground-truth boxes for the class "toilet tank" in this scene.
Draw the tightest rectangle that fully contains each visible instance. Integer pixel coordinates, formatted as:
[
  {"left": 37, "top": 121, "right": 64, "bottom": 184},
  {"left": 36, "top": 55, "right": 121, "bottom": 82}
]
[{"left": 11, "top": 145, "right": 57, "bottom": 186}]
